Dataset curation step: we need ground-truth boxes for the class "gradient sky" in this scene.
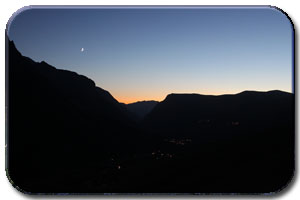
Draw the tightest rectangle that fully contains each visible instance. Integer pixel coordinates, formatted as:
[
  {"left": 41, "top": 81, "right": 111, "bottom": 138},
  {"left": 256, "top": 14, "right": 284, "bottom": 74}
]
[{"left": 7, "top": 7, "right": 294, "bottom": 103}]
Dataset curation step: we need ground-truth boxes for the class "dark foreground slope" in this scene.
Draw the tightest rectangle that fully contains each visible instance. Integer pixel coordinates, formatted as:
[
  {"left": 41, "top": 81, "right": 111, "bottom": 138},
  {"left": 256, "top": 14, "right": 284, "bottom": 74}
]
[
  {"left": 7, "top": 41, "right": 145, "bottom": 193},
  {"left": 141, "top": 91, "right": 294, "bottom": 193}
]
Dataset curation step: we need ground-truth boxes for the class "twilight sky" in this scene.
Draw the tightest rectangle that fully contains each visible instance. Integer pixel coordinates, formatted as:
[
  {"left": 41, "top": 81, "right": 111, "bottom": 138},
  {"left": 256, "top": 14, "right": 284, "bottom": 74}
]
[{"left": 7, "top": 7, "right": 293, "bottom": 103}]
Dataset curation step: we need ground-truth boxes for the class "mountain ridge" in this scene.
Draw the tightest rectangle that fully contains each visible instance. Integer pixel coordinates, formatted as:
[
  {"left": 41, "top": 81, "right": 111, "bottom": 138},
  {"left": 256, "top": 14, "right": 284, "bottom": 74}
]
[
  {"left": 164, "top": 89, "right": 292, "bottom": 99},
  {"left": 142, "top": 88, "right": 294, "bottom": 138}
]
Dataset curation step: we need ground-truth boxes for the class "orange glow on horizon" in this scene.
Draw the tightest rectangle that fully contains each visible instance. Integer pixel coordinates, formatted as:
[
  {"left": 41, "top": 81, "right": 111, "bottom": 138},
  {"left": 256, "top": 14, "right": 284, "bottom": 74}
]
[
  {"left": 116, "top": 97, "right": 163, "bottom": 104},
  {"left": 112, "top": 88, "right": 291, "bottom": 104}
]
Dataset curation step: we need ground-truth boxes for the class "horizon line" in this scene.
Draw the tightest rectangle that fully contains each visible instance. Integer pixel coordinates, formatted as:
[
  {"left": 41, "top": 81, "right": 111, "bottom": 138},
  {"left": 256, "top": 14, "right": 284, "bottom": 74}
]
[{"left": 117, "top": 89, "right": 292, "bottom": 104}]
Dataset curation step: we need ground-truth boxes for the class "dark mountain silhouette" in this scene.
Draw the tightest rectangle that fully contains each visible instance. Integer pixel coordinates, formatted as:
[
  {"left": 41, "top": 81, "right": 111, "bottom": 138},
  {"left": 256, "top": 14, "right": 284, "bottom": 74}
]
[
  {"left": 7, "top": 40, "right": 146, "bottom": 193},
  {"left": 125, "top": 100, "right": 158, "bottom": 120},
  {"left": 140, "top": 90, "right": 294, "bottom": 193},
  {"left": 7, "top": 38, "right": 295, "bottom": 194},
  {"left": 142, "top": 90, "right": 293, "bottom": 137}
]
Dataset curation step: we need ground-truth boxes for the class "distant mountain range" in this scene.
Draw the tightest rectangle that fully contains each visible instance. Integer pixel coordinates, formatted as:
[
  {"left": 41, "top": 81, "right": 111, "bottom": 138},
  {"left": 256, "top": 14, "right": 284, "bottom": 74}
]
[
  {"left": 7, "top": 39, "right": 295, "bottom": 193},
  {"left": 125, "top": 100, "right": 159, "bottom": 120}
]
